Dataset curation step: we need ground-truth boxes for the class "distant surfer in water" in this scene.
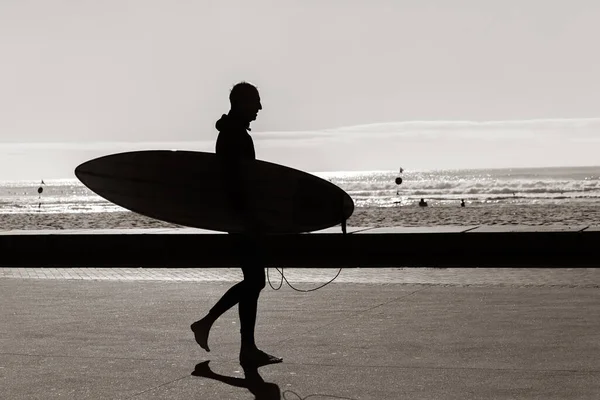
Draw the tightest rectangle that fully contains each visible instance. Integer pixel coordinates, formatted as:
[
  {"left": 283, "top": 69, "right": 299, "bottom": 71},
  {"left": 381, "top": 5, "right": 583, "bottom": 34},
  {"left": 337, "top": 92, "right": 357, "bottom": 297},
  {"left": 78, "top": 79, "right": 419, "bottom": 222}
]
[{"left": 191, "top": 82, "right": 282, "bottom": 368}]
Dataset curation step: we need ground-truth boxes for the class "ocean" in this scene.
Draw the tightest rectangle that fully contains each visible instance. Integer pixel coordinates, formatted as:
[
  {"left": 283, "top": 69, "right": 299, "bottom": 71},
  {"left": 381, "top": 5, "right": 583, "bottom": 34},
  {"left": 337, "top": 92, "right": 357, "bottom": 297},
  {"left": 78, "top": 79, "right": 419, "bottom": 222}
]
[{"left": 1, "top": 166, "right": 599, "bottom": 214}]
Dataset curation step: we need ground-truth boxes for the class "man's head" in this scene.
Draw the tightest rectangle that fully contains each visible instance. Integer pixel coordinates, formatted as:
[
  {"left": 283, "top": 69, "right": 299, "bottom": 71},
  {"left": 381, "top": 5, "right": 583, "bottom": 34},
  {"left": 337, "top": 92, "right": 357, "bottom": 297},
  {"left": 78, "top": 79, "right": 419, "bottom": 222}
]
[{"left": 229, "top": 82, "right": 262, "bottom": 123}]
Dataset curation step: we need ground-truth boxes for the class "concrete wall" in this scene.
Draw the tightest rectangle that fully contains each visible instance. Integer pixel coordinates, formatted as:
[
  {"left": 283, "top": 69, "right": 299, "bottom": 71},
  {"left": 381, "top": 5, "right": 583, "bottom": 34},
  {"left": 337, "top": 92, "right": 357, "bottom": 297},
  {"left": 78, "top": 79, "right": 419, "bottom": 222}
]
[{"left": 0, "top": 226, "right": 598, "bottom": 267}]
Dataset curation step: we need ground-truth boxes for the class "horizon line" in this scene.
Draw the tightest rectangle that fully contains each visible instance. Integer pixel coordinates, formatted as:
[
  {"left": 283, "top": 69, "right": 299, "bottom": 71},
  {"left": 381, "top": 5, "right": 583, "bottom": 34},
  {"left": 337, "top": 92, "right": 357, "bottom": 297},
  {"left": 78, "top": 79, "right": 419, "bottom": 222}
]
[
  {"left": 1, "top": 116, "right": 600, "bottom": 146},
  {"left": 2, "top": 164, "right": 599, "bottom": 183}
]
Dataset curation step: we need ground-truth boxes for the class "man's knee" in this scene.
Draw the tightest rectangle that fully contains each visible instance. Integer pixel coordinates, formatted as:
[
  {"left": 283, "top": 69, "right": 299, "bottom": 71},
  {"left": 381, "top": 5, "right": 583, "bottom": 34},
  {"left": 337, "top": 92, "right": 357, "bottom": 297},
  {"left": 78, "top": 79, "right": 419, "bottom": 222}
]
[{"left": 242, "top": 275, "right": 265, "bottom": 293}]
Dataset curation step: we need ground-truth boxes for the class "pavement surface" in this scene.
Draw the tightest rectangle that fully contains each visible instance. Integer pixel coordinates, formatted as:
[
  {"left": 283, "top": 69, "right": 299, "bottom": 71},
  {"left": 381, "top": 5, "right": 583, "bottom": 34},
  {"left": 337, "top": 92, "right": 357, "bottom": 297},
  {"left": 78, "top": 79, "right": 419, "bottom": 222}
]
[
  {"left": 1, "top": 268, "right": 599, "bottom": 399},
  {"left": 1, "top": 267, "right": 600, "bottom": 287}
]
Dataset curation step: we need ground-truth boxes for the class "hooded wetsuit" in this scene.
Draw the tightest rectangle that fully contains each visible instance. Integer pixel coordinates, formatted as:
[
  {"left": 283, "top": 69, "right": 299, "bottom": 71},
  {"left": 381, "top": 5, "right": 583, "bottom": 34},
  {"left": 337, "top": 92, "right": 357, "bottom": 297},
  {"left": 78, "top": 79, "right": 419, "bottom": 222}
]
[
  {"left": 215, "top": 113, "right": 255, "bottom": 161},
  {"left": 215, "top": 113, "right": 260, "bottom": 234}
]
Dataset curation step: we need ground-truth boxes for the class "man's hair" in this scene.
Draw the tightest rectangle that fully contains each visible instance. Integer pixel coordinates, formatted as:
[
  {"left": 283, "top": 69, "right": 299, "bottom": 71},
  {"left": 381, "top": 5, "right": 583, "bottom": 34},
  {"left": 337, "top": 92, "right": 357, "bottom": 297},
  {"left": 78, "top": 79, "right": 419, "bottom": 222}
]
[{"left": 229, "top": 81, "right": 259, "bottom": 105}]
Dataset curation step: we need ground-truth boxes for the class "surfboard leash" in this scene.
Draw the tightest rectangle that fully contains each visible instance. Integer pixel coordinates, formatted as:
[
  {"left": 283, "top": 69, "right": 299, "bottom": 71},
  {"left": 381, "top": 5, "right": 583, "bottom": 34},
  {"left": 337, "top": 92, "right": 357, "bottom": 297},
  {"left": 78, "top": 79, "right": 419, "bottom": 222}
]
[
  {"left": 266, "top": 216, "right": 347, "bottom": 292},
  {"left": 267, "top": 267, "right": 343, "bottom": 292}
]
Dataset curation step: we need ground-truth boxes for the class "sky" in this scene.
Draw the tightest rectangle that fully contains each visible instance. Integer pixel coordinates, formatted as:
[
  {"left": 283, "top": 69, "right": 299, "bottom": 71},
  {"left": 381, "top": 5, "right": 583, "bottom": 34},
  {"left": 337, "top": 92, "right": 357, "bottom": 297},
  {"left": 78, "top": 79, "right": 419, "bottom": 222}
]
[{"left": 1, "top": 0, "right": 599, "bottom": 180}]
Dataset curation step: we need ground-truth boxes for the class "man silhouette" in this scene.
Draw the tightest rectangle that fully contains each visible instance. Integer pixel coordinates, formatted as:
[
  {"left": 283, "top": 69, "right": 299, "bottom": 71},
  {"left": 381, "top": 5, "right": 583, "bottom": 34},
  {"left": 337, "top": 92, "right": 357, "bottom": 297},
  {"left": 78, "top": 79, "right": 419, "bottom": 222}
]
[{"left": 191, "top": 82, "right": 282, "bottom": 368}]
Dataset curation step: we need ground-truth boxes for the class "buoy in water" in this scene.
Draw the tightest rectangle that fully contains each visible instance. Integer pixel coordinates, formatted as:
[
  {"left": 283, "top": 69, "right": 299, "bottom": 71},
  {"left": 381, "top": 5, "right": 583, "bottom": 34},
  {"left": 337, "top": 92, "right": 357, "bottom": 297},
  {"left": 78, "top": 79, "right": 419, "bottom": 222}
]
[
  {"left": 395, "top": 177, "right": 402, "bottom": 185},
  {"left": 37, "top": 187, "right": 43, "bottom": 194}
]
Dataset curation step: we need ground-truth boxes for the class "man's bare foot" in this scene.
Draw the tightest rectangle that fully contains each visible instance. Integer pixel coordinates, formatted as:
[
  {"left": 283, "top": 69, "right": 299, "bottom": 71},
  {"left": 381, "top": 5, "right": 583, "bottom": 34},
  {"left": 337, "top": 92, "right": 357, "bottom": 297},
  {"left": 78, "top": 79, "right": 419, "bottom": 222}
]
[
  {"left": 239, "top": 348, "right": 283, "bottom": 367},
  {"left": 191, "top": 318, "right": 212, "bottom": 352}
]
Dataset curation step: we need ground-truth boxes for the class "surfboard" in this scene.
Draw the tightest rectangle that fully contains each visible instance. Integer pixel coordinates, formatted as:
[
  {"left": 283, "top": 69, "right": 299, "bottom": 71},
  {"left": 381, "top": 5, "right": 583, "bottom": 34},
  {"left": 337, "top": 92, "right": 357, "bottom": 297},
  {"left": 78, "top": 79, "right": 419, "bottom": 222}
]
[{"left": 75, "top": 150, "right": 354, "bottom": 234}]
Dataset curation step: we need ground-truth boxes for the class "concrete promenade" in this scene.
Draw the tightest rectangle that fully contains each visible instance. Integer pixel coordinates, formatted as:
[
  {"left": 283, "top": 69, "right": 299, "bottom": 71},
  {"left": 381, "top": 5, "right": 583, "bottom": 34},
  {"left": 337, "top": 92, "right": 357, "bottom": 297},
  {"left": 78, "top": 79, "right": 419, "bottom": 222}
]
[{"left": 1, "top": 268, "right": 599, "bottom": 399}]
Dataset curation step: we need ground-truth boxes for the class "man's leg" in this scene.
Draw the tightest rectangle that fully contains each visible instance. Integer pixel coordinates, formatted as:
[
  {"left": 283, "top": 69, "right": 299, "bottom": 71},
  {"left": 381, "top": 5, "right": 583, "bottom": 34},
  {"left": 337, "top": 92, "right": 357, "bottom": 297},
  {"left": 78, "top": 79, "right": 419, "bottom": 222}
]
[
  {"left": 238, "top": 237, "right": 282, "bottom": 367},
  {"left": 191, "top": 277, "right": 247, "bottom": 352},
  {"left": 239, "top": 265, "right": 265, "bottom": 353},
  {"left": 191, "top": 234, "right": 251, "bottom": 351}
]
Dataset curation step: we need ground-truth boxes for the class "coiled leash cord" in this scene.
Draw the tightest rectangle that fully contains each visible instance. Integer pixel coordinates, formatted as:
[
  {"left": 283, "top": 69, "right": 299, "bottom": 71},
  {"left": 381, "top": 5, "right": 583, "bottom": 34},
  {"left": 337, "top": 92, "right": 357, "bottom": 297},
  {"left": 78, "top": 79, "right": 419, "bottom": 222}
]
[
  {"left": 267, "top": 267, "right": 343, "bottom": 292},
  {"left": 267, "top": 218, "right": 347, "bottom": 292}
]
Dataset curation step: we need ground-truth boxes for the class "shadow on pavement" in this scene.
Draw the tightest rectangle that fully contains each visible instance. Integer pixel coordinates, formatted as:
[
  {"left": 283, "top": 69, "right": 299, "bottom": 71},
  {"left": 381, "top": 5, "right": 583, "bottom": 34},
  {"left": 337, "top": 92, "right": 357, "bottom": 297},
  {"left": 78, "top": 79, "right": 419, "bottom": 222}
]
[
  {"left": 192, "top": 361, "right": 359, "bottom": 400},
  {"left": 192, "top": 360, "right": 280, "bottom": 399}
]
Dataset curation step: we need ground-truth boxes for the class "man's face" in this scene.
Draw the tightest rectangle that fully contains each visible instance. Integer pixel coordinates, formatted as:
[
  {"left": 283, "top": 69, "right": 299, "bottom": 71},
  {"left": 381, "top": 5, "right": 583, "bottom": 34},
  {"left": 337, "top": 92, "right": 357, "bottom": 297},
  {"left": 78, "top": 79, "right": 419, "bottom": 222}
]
[{"left": 237, "top": 91, "right": 262, "bottom": 123}]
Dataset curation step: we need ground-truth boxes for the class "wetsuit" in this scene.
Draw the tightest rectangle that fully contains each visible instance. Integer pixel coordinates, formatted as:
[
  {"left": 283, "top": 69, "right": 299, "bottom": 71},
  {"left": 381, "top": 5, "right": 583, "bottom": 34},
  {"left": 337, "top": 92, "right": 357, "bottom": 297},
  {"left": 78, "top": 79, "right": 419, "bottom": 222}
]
[{"left": 209, "top": 113, "right": 265, "bottom": 353}]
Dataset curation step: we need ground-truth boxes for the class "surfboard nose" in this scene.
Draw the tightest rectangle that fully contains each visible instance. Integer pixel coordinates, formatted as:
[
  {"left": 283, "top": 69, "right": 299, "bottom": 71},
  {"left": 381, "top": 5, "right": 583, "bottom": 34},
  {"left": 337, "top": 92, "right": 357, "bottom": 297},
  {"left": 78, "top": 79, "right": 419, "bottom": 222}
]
[
  {"left": 74, "top": 159, "right": 93, "bottom": 182},
  {"left": 75, "top": 154, "right": 112, "bottom": 178},
  {"left": 74, "top": 161, "right": 89, "bottom": 179}
]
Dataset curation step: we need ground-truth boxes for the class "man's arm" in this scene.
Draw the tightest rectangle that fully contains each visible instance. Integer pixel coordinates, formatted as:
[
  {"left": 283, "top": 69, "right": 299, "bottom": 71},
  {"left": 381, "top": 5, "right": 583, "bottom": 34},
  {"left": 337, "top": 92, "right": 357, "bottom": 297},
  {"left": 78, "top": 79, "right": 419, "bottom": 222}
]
[
  {"left": 219, "top": 159, "right": 263, "bottom": 233},
  {"left": 216, "top": 131, "right": 262, "bottom": 233}
]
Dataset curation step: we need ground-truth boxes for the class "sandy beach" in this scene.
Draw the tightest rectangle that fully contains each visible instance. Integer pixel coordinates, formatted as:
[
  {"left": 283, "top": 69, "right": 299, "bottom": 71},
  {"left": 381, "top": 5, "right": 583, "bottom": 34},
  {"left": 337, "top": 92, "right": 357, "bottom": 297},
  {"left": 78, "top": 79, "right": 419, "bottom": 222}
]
[{"left": 1, "top": 203, "right": 598, "bottom": 231}]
